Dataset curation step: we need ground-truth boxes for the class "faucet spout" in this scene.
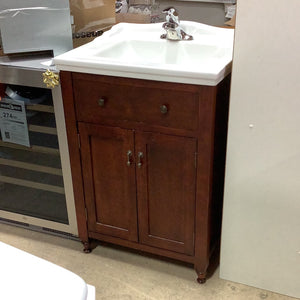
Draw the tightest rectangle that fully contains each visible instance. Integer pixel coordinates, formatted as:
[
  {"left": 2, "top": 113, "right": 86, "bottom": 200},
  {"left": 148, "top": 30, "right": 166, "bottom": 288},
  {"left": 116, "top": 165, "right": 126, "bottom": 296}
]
[{"left": 160, "top": 7, "right": 193, "bottom": 41}]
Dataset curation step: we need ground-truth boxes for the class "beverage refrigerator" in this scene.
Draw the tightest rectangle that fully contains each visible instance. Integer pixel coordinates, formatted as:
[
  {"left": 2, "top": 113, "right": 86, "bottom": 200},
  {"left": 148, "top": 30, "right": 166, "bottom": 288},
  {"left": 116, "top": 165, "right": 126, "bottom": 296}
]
[{"left": 0, "top": 54, "right": 78, "bottom": 237}]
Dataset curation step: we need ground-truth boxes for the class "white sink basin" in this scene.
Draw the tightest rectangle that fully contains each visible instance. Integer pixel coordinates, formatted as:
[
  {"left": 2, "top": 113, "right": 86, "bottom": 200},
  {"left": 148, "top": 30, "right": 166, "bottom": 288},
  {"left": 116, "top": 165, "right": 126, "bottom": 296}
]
[{"left": 54, "top": 21, "right": 234, "bottom": 86}]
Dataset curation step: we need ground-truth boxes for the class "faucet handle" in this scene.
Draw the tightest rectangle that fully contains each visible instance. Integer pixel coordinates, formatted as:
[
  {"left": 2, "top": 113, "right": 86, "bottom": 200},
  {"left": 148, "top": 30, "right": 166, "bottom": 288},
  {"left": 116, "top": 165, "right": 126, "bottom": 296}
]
[{"left": 162, "top": 7, "right": 180, "bottom": 25}]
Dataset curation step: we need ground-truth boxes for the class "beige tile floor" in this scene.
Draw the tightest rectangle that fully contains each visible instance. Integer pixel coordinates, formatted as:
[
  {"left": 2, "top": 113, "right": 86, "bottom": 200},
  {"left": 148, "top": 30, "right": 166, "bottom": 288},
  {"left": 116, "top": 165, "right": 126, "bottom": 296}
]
[{"left": 0, "top": 223, "right": 297, "bottom": 300}]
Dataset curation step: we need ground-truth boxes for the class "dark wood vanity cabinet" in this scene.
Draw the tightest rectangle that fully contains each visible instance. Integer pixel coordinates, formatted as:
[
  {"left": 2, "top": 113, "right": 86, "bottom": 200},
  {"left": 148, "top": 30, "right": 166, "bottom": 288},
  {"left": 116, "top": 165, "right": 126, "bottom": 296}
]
[{"left": 60, "top": 71, "right": 230, "bottom": 283}]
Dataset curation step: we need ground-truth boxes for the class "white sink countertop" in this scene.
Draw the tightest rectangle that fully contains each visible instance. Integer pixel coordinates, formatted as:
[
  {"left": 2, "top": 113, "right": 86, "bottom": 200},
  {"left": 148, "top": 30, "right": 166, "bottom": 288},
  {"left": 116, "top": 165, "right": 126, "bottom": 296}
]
[{"left": 54, "top": 21, "right": 234, "bottom": 86}]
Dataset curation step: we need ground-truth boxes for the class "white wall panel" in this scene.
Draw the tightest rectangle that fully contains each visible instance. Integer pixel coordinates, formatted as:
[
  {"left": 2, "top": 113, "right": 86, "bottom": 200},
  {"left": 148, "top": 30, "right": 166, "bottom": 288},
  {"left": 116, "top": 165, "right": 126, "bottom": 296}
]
[{"left": 220, "top": 0, "right": 300, "bottom": 298}]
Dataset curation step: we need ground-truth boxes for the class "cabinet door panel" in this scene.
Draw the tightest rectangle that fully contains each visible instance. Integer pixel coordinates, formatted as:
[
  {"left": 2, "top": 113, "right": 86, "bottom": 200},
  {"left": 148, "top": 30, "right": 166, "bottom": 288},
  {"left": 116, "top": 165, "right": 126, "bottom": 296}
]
[
  {"left": 78, "top": 123, "right": 138, "bottom": 241},
  {"left": 136, "top": 132, "right": 196, "bottom": 255}
]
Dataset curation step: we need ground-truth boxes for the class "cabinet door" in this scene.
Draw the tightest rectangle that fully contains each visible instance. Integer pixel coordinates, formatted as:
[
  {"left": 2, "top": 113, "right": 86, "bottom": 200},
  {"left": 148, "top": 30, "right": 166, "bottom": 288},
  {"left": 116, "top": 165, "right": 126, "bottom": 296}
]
[
  {"left": 136, "top": 132, "right": 197, "bottom": 255},
  {"left": 78, "top": 123, "right": 138, "bottom": 241}
]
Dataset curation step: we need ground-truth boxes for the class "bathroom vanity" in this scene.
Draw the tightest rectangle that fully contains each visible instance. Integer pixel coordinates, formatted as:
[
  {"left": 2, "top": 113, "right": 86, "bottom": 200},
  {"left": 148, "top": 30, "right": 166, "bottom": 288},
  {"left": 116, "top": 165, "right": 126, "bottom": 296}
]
[
  {"left": 54, "top": 21, "right": 234, "bottom": 282},
  {"left": 59, "top": 71, "right": 230, "bottom": 283}
]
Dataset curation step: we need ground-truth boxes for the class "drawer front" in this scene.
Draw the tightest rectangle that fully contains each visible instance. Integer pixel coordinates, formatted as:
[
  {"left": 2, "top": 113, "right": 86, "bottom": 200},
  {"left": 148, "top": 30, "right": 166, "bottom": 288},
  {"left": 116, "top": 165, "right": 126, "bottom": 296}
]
[{"left": 72, "top": 75, "right": 199, "bottom": 131}]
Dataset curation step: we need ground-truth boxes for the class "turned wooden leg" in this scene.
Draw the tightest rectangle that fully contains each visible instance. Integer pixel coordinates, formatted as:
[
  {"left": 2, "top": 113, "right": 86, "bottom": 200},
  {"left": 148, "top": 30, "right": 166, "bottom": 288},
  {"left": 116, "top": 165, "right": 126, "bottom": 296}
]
[
  {"left": 195, "top": 264, "right": 208, "bottom": 284},
  {"left": 83, "top": 241, "right": 91, "bottom": 253},
  {"left": 196, "top": 273, "right": 207, "bottom": 284}
]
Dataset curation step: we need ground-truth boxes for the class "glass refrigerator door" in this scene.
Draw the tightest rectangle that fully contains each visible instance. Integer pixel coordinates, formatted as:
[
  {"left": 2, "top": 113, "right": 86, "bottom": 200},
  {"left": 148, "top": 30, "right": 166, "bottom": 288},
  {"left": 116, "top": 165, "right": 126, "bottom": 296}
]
[
  {"left": 0, "top": 84, "right": 68, "bottom": 224},
  {"left": 0, "top": 67, "right": 77, "bottom": 236}
]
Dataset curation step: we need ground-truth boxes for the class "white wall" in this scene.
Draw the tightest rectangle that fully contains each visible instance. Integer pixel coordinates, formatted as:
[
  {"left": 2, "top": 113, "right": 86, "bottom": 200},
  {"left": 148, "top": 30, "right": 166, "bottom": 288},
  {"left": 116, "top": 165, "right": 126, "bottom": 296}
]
[{"left": 220, "top": 0, "right": 300, "bottom": 298}]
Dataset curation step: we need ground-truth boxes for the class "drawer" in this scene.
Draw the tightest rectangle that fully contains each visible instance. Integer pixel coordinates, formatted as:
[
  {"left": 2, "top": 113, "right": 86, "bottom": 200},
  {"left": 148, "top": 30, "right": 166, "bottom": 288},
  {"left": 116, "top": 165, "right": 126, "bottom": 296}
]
[{"left": 72, "top": 74, "right": 199, "bottom": 131}]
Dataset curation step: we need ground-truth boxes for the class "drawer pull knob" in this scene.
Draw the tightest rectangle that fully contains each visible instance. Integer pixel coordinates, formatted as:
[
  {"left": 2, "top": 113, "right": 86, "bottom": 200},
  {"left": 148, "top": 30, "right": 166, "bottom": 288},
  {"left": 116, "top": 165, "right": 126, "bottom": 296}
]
[
  {"left": 160, "top": 104, "right": 168, "bottom": 114},
  {"left": 137, "top": 152, "right": 144, "bottom": 168},
  {"left": 127, "top": 150, "right": 132, "bottom": 166},
  {"left": 98, "top": 98, "right": 105, "bottom": 107}
]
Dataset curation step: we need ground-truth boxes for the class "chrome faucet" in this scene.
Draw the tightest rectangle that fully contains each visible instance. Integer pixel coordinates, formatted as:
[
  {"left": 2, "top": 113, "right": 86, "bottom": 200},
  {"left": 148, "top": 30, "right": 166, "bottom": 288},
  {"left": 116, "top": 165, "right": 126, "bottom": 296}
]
[{"left": 160, "top": 7, "right": 193, "bottom": 41}]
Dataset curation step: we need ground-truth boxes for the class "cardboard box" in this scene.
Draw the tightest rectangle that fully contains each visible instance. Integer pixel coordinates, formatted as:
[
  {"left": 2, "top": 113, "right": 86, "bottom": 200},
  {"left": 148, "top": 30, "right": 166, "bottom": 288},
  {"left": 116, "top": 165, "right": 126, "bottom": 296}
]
[
  {"left": 70, "top": 0, "right": 115, "bottom": 48},
  {"left": 115, "top": 13, "right": 151, "bottom": 24},
  {"left": 225, "top": 14, "right": 236, "bottom": 28}
]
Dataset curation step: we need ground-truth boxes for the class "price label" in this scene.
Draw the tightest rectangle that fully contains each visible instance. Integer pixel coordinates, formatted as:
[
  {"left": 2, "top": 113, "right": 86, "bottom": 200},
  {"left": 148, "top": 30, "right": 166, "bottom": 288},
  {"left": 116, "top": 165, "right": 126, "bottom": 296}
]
[
  {"left": 2, "top": 112, "right": 16, "bottom": 119},
  {"left": 0, "top": 98, "right": 30, "bottom": 147}
]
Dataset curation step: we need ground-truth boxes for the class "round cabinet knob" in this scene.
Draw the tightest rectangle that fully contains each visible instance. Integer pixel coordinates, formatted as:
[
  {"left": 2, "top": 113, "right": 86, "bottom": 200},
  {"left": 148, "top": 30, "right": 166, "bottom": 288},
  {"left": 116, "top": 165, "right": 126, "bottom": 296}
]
[
  {"left": 98, "top": 98, "right": 105, "bottom": 107},
  {"left": 160, "top": 104, "right": 168, "bottom": 114}
]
